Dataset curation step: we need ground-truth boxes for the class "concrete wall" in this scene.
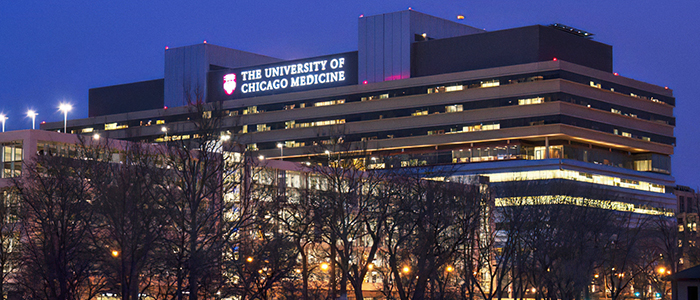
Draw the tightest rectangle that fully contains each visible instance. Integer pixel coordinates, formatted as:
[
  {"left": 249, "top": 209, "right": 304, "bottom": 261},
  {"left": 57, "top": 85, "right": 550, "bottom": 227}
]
[
  {"left": 164, "top": 44, "right": 282, "bottom": 108},
  {"left": 358, "top": 10, "right": 484, "bottom": 84}
]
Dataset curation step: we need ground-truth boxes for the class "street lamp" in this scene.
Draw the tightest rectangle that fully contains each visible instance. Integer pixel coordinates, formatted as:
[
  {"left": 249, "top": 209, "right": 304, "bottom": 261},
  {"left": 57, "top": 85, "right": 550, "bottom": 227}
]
[
  {"left": 27, "top": 110, "right": 38, "bottom": 130},
  {"left": 277, "top": 143, "right": 284, "bottom": 159},
  {"left": 161, "top": 126, "right": 168, "bottom": 146},
  {"left": 59, "top": 103, "right": 72, "bottom": 133},
  {"left": 0, "top": 114, "right": 6, "bottom": 133}
]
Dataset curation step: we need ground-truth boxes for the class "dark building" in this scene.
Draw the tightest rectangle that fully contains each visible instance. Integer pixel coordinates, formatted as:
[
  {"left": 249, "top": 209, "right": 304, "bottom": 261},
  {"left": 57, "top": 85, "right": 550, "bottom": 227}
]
[{"left": 43, "top": 10, "right": 676, "bottom": 217}]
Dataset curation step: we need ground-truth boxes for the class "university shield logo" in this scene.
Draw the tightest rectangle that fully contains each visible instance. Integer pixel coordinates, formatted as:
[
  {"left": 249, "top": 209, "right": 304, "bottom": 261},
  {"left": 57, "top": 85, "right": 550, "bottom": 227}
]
[{"left": 223, "top": 74, "right": 237, "bottom": 95}]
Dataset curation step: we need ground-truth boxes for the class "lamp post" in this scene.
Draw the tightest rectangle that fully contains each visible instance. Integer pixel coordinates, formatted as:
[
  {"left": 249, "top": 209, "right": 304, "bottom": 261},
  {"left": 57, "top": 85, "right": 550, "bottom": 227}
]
[
  {"left": 59, "top": 103, "right": 72, "bottom": 133},
  {"left": 27, "top": 110, "right": 37, "bottom": 130},
  {"left": 0, "top": 114, "right": 6, "bottom": 132},
  {"left": 161, "top": 126, "right": 168, "bottom": 146},
  {"left": 277, "top": 143, "right": 284, "bottom": 160}
]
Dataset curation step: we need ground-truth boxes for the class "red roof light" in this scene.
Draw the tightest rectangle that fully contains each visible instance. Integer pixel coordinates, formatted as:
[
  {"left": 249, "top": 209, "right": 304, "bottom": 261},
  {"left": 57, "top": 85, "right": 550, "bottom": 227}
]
[
  {"left": 362, "top": 80, "right": 368, "bottom": 85},
  {"left": 552, "top": 57, "right": 557, "bottom": 61}
]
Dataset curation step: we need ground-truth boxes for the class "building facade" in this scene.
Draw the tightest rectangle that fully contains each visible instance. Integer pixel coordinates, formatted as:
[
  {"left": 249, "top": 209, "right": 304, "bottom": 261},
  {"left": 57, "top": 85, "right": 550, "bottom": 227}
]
[{"left": 42, "top": 10, "right": 676, "bottom": 216}]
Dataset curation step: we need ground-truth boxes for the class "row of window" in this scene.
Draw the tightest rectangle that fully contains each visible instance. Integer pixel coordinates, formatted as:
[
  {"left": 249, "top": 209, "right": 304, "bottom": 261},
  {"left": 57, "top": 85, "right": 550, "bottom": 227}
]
[
  {"left": 68, "top": 69, "right": 674, "bottom": 141},
  {"left": 495, "top": 195, "right": 673, "bottom": 216},
  {"left": 252, "top": 114, "right": 674, "bottom": 153},
  {"left": 487, "top": 169, "right": 666, "bottom": 194}
]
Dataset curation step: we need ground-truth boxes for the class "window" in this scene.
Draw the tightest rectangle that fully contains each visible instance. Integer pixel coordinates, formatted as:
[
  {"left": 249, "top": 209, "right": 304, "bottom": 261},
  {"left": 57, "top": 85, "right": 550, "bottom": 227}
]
[
  {"left": 445, "top": 104, "right": 463, "bottom": 113},
  {"left": 481, "top": 80, "right": 500, "bottom": 88},
  {"left": 314, "top": 99, "right": 345, "bottom": 107},
  {"left": 243, "top": 106, "right": 258, "bottom": 114},
  {"left": 518, "top": 97, "right": 544, "bottom": 105},
  {"left": 1, "top": 141, "right": 22, "bottom": 178},
  {"left": 256, "top": 124, "right": 271, "bottom": 132},
  {"left": 445, "top": 85, "right": 464, "bottom": 92},
  {"left": 105, "top": 123, "right": 128, "bottom": 131},
  {"left": 412, "top": 109, "right": 428, "bottom": 116}
]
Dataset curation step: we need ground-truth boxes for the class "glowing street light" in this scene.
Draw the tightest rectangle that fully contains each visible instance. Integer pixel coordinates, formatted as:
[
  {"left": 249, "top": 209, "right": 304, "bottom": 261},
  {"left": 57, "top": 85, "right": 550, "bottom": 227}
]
[
  {"left": 27, "top": 110, "right": 38, "bottom": 129},
  {"left": 111, "top": 250, "right": 119, "bottom": 257},
  {"left": 277, "top": 143, "right": 284, "bottom": 159},
  {"left": 0, "top": 114, "right": 6, "bottom": 133},
  {"left": 402, "top": 266, "right": 410, "bottom": 274},
  {"left": 161, "top": 126, "right": 168, "bottom": 145},
  {"left": 446, "top": 265, "right": 454, "bottom": 273},
  {"left": 320, "top": 262, "right": 329, "bottom": 271},
  {"left": 658, "top": 267, "right": 666, "bottom": 274},
  {"left": 59, "top": 103, "right": 72, "bottom": 133}
]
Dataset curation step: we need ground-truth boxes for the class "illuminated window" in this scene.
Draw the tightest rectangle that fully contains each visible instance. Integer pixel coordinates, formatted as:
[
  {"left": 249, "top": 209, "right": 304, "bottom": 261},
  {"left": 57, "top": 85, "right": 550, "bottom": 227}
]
[
  {"left": 1, "top": 141, "right": 22, "bottom": 178},
  {"left": 495, "top": 195, "right": 673, "bottom": 216},
  {"left": 314, "top": 99, "right": 345, "bottom": 107},
  {"left": 481, "top": 80, "right": 500, "bottom": 88},
  {"left": 463, "top": 123, "right": 500, "bottom": 132},
  {"left": 156, "top": 120, "right": 165, "bottom": 125},
  {"left": 412, "top": 109, "right": 428, "bottom": 116},
  {"left": 105, "top": 123, "right": 128, "bottom": 131},
  {"left": 361, "top": 94, "right": 389, "bottom": 101},
  {"left": 243, "top": 106, "right": 258, "bottom": 114},
  {"left": 589, "top": 81, "right": 601, "bottom": 88},
  {"left": 445, "top": 105, "right": 463, "bottom": 113},
  {"left": 285, "top": 141, "right": 305, "bottom": 148},
  {"left": 291, "top": 119, "right": 345, "bottom": 128},
  {"left": 256, "top": 124, "right": 270, "bottom": 132},
  {"left": 445, "top": 85, "right": 464, "bottom": 92},
  {"left": 81, "top": 128, "right": 94, "bottom": 133},
  {"left": 518, "top": 97, "right": 544, "bottom": 105},
  {"left": 485, "top": 169, "right": 665, "bottom": 193}
]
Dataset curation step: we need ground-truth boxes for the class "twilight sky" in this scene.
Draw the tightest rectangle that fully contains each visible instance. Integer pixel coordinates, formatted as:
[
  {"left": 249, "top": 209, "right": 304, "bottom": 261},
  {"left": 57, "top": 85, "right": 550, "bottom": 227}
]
[{"left": 1, "top": 1, "right": 698, "bottom": 186}]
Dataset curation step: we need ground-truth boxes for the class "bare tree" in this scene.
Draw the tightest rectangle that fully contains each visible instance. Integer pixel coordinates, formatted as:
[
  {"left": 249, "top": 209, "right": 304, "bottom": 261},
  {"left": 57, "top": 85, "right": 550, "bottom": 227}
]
[
  {"left": 309, "top": 146, "right": 392, "bottom": 300},
  {"left": 601, "top": 213, "right": 657, "bottom": 300},
  {"left": 13, "top": 153, "right": 103, "bottom": 300},
  {"left": 87, "top": 141, "right": 169, "bottom": 300},
  {"left": 381, "top": 169, "right": 484, "bottom": 300},
  {"left": 0, "top": 190, "right": 21, "bottom": 299}
]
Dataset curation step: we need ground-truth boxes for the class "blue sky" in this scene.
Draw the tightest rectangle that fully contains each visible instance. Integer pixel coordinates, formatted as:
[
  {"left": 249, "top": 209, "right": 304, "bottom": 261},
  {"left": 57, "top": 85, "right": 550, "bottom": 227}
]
[{"left": 1, "top": 0, "right": 698, "bottom": 186}]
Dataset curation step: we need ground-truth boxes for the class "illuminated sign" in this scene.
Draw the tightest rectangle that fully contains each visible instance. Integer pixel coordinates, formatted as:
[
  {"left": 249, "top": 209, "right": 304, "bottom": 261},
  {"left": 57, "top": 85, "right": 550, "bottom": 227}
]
[
  {"left": 239, "top": 57, "right": 346, "bottom": 94},
  {"left": 208, "top": 52, "right": 358, "bottom": 101}
]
